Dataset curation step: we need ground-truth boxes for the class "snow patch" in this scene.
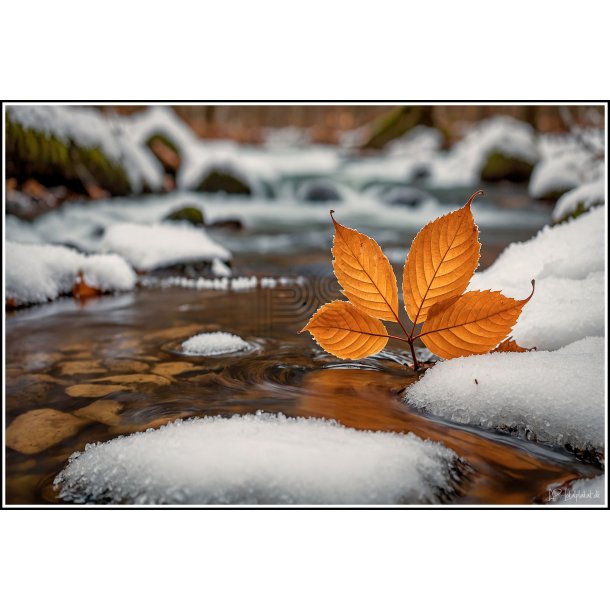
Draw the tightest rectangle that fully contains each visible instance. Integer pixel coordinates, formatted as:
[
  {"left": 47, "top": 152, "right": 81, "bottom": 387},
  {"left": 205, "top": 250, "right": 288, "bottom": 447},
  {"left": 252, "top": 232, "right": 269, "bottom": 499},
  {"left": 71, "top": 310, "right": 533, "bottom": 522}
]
[
  {"left": 100, "top": 222, "right": 231, "bottom": 271},
  {"left": 181, "top": 332, "right": 250, "bottom": 356},
  {"left": 405, "top": 337, "right": 605, "bottom": 453},
  {"left": 54, "top": 412, "right": 460, "bottom": 505},
  {"left": 469, "top": 207, "right": 605, "bottom": 350},
  {"left": 6, "top": 242, "right": 136, "bottom": 306}
]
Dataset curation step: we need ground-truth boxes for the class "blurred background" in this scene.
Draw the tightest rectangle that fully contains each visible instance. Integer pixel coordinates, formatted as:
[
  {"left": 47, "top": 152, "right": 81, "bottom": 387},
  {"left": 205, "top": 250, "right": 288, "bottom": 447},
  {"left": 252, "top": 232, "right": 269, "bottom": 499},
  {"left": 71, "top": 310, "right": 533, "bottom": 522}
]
[{"left": 5, "top": 103, "right": 605, "bottom": 282}]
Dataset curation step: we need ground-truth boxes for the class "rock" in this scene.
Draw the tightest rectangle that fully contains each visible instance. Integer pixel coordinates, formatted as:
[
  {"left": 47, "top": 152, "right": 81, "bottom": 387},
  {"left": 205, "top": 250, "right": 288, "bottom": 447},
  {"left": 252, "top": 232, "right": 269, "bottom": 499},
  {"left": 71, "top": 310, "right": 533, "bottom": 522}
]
[
  {"left": 164, "top": 206, "right": 205, "bottom": 226},
  {"left": 362, "top": 106, "right": 436, "bottom": 150},
  {"left": 66, "top": 384, "right": 129, "bottom": 398},
  {"left": 6, "top": 409, "right": 87, "bottom": 454},
  {"left": 380, "top": 186, "right": 431, "bottom": 207},
  {"left": 297, "top": 180, "right": 342, "bottom": 203},
  {"left": 75, "top": 400, "right": 124, "bottom": 426},
  {"left": 59, "top": 360, "right": 106, "bottom": 376},
  {"left": 208, "top": 218, "right": 243, "bottom": 231},
  {"left": 104, "top": 359, "right": 150, "bottom": 373},
  {"left": 93, "top": 374, "right": 171, "bottom": 386},
  {"left": 480, "top": 151, "right": 535, "bottom": 183},
  {"left": 152, "top": 362, "right": 202, "bottom": 377},
  {"left": 146, "top": 134, "right": 180, "bottom": 174},
  {"left": 197, "top": 169, "right": 252, "bottom": 195}
]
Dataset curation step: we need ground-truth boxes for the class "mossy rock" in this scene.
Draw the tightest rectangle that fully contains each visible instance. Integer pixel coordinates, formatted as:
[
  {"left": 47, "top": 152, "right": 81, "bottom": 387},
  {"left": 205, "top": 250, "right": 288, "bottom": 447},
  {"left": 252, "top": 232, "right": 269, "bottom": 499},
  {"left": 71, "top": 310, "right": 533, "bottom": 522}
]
[
  {"left": 146, "top": 134, "right": 180, "bottom": 174},
  {"left": 164, "top": 206, "right": 205, "bottom": 226},
  {"left": 197, "top": 170, "right": 252, "bottom": 196},
  {"left": 6, "top": 114, "right": 131, "bottom": 195},
  {"left": 480, "top": 151, "right": 535, "bottom": 183},
  {"left": 362, "top": 106, "right": 435, "bottom": 150}
]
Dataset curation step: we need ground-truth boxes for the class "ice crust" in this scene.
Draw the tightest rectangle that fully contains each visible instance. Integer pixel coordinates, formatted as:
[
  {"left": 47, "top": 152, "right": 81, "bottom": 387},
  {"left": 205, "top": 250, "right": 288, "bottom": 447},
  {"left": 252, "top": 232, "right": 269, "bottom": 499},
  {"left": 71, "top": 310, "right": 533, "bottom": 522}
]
[
  {"left": 181, "top": 332, "right": 250, "bottom": 356},
  {"left": 100, "top": 222, "right": 231, "bottom": 271},
  {"left": 405, "top": 337, "right": 605, "bottom": 452},
  {"left": 6, "top": 242, "right": 136, "bottom": 306},
  {"left": 54, "top": 413, "right": 459, "bottom": 505}
]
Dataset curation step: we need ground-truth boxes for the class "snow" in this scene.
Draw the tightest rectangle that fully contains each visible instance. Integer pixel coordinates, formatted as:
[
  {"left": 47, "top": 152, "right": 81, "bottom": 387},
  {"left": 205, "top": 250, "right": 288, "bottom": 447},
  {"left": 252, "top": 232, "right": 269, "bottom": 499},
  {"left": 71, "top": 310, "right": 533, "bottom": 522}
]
[
  {"left": 5, "top": 215, "right": 44, "bottom": 244},
  {"left": 100, "top": 222, "right": 231, "bottom": 271},
  {"left": 552, "top": 178, "right": 605, "bottom": 222},
  {"left": 428, "top": 116, "right": 539, "bottom": 187},
  {"left": 80, "top": 254, "right": 137, "bottom": 293},
  {"left": 211, "top": 258, "right": 232, "bottom": 277},
  {"left": 142, "top": 275, "right": 306, "bottom": 292},
  {"left": 469, "top": 206, "right": 605, "bottom": 350},
  {"left": 528, "top": 149, "right": 592, "bottom": 199},
  {"left": 53, "top": 412, "right": 460, "bottom": 504},
  {"left": 549, "top": 475, "right": 605, "bottom": 505},
  {"left": 181, "top": 332, "right": 250, "bottom": 356},
  {"left": 6, "top": 242, "right": 136, "bottom": 306},
  {"left": 405, "top": 337, "right": 605, "bottom": 453}
]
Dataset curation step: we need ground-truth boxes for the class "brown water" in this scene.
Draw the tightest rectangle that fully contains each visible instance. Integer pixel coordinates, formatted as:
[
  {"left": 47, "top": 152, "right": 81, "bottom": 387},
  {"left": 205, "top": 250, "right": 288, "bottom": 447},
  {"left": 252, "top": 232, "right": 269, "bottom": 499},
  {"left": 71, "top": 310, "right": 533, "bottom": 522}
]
[{"left": 5, "top": 281, "right": 601, "bottom": 505}]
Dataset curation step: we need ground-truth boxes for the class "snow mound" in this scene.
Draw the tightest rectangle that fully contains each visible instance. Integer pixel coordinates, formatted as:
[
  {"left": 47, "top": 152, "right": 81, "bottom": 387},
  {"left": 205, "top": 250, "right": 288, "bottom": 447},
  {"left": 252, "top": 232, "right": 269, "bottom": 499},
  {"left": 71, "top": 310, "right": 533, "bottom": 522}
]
[
  {"left": 552, "top": 178, "right": 605, "bottom": 223},
  {"left": 550, "top": 475, "right": 605, "bottom": 506},
  {"left": 6, "top": 242, "right": 136, "bottom": 306},
  {"left": 5, "top": 215, "right": 44, "bottom": 244},
  {"left": 181, "top": 332, "right": 249, "bottom": 356},
  {"left": 54, "top": 412, "right": 460, "bottom": 505},
  {"left": 405, "top": 337, "right": 605, "bottom": 453},
  {"left": 470, "top": 206, "right": 605, "bottom": 350},
  {"left": 429, "top": 116, "right": 539, "bottom": 187},
  {"left": 80, "top": 254, "right": 137, "bottom": 292},
  {"left": 101, "top": 222, "right": 231, "bottom": 271}
]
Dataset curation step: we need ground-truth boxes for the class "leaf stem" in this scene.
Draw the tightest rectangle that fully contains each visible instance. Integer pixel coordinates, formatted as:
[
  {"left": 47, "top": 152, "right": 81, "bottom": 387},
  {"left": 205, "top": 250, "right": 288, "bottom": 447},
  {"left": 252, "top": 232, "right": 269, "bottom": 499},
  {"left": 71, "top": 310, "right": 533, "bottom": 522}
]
[{"left": 408, "top": 338, "right": 420, "bottom": 371}]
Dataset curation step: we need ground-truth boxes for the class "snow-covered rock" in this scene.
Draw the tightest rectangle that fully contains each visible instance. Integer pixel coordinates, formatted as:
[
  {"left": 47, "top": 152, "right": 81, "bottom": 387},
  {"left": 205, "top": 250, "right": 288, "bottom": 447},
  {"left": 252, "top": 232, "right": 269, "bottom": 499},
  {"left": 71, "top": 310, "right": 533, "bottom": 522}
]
[
  {"left": 429, "top": 116, "right": 539, "bottom": 187},
  {"left": 181, "top": 332, "right": 249, "bottom": 356},
  {"left": 6, "top": 242, "right": 136, "bottom": 306},
  {"left": 528, "top": 149, "right": 592, "bottom": 199},
  {"left": 100, "top": 222, "right": 231, "bottom": 271},
  {"left": 549, "top": 475, "right": 605, "bottom": 505},
  {"left": 552, "top": 178, "right": 605, "bottom": 223},
  {"left": 54, "top": 412, "right": 460, "bottom": 504},
  {"left": 470, "top": 206, "right": 605, "bottom": 350},
  {"left": 405, "top": 337, "right": 605, "bottom": 454},
  {"left": 5, "top": 215, "right": 44, "bottom": 244},
  {"left": 7, "top": 105, "right": 163, "bottom": 193}
]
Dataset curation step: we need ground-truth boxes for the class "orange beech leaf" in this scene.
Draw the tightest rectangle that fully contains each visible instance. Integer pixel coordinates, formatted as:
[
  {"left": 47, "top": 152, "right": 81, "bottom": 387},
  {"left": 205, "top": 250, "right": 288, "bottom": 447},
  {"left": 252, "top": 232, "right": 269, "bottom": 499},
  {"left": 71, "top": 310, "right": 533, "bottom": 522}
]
[
  {"left": 416, "top": 282, "right": 535, "bottom": 359},
  {"left": 492, "top": 337, "right": 535, "bottom": 353},
  {"left": 300, "top": 300, "right": 389, "bottom": 359},
  {"left": 331, "top": 211, "right": 400, "bottom": 323},
  {"left": 403, "top": 191, "right": 481, "bottom": 326}
]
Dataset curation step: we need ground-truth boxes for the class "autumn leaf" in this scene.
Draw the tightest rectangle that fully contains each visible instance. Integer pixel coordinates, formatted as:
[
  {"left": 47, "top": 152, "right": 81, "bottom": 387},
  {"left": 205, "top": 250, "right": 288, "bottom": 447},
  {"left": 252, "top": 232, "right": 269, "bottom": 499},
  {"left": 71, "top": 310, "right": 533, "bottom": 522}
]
[
  {"left": 331, "top": 211, "right": 401, "bottom": 323},
  {"left": 300, "top": 191, "right": 535, "bottom": 369},
  {"left": 492, "top": 337, "right": 535, "bottom": 353},
  {"left": 300, "top": 300, "right": 389, "bottom": 359},
  {"left": 416, "top": 282, "right": 535, "bottom": 359},
  {"left": 403, "top": 190, "right": 481, "bottom": 325}
]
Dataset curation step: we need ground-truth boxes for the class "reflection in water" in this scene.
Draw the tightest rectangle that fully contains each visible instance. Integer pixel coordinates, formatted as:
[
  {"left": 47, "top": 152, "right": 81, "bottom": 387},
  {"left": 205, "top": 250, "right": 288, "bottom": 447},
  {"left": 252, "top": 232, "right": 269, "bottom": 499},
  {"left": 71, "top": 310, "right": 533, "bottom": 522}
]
[{"left": 5, "top": 284, "right": 600, "bottom": 505}]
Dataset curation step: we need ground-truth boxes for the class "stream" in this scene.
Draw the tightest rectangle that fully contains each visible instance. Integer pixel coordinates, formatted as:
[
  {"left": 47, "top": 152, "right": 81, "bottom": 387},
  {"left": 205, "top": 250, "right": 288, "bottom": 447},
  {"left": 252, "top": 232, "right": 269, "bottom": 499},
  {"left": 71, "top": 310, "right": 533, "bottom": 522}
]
[{"left": 6, "top": 184, "right": 602, "bottom": 504}]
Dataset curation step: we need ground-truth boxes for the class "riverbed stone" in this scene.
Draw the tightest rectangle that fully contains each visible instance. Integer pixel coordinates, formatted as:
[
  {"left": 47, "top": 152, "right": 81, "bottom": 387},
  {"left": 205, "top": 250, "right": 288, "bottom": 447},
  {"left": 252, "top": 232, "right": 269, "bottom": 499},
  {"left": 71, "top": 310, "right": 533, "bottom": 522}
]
[
  {"left": 66, "top": 384, "right": 129, "bottom": 398},
  {"left": 75, "top": 400, "right": 124, "bottom": 426},
  {"left": 94, "top": 374, "right": 171, "bottom": 386},
  {"left": 6, "top": 408, "right": 88, "bottom": 454},
  {"left": 60, "top": 360, "right": 106, "bottom": 376},
  {"left": 152, "top": 362, "right": 201, "bottom": 377}
]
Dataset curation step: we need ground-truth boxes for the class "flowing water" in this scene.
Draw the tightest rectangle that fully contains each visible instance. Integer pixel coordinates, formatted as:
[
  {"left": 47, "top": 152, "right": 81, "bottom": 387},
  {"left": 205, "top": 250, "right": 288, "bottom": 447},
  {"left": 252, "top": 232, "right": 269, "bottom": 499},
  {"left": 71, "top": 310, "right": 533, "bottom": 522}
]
[{"left": 5, "top": 185, "right": 602, "bottom": 504}]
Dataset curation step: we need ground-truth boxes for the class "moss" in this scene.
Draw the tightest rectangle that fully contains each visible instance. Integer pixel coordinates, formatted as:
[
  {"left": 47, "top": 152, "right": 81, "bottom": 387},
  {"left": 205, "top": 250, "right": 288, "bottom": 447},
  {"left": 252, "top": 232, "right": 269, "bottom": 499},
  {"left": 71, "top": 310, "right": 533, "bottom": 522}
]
[
  {"left": 6, "top": 114, "right": 131, "bottom": 195},
  {"left": 197, "top": 170, "right": 252, "bottom": 196},
  {"left": 480, "top": 151, "right": 535, "bottom": 183},
  {"left": 164, "top": 206, "right": 205, "bottom": 226}
]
